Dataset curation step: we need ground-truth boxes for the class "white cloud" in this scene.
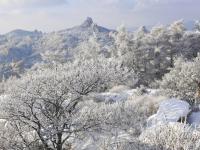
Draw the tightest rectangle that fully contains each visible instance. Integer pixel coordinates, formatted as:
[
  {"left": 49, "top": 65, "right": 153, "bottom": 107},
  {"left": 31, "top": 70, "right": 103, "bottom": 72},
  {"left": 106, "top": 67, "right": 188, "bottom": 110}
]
[
  {"left": 133, "top": 0, "right": 167, "bottom": 10},
  {"left": 0, "top": 0, "right": 67, "bottom": 9}
]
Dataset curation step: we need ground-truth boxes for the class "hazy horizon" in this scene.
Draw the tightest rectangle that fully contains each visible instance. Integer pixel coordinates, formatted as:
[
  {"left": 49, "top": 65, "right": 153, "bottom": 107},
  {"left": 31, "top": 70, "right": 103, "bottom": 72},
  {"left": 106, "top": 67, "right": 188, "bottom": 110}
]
[{"left": 0, "top": 0, "right": 199, "bottom": 33}]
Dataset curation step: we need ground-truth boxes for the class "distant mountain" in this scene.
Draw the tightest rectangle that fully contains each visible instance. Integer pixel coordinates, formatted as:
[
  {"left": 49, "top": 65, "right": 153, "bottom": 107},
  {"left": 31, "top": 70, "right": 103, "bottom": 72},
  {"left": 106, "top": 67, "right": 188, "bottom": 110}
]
[
  {"left": 5, "top": 29, "right": 42, "bottom": 38},
  {"left": 0, "top": 17, "right": 113, "bottom": 80},
  {"left": 39, "top": 17, "right": 112, "bottom": 52}
]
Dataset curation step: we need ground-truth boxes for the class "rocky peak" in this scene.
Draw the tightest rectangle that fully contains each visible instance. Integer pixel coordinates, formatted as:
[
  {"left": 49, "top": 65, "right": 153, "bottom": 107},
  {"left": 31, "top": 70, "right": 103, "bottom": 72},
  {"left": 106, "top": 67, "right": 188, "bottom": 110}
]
[{"left": 81, "top": 17, "right": 94, "bottom": 27}]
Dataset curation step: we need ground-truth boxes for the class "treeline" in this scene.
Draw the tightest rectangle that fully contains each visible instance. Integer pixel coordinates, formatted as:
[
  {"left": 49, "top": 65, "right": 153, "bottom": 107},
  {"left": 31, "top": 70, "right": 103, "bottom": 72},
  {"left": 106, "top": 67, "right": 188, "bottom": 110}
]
[
  {"left": 1, "top": 20, "right": 200, "bottom": 87},
  {"left": 110, "top": 20, "right": 200, "bottom": 86}
]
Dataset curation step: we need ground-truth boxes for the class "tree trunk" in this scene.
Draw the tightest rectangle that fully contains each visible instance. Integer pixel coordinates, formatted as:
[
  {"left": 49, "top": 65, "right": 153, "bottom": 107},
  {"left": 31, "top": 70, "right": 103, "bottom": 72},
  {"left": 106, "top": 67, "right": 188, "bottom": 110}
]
[
  {"left": 37, "top": 130, "right": 50, "bottom": 150},
  {"left": 168, "top": 52, "right": 174, "bottom": 68},
  {"left": 195, "top": 87, "right": 200, "bottom": 106},
  {"left": 56, "top": 133, "right": 63, "bottom": 150}
]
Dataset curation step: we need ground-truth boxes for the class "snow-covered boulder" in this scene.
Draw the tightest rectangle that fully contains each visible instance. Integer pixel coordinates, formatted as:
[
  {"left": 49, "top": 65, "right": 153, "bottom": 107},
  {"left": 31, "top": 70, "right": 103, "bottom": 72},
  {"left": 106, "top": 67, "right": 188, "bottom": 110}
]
[
  {"left": 188, "top": 111, "right": 200, "bottom": 126},
  {"left": 157, "top": 99, "right": 190, "bottom": 121},
  {"left": 147, "top": 99, "right": 191, "bottom": 127}
]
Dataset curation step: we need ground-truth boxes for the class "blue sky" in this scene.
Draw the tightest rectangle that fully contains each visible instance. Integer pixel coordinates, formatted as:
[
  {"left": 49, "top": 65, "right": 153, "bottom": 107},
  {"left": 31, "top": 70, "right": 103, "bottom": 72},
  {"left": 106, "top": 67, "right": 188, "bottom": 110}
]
[{"left": 0, "top": 0, "right": 199, "bottom": 33}]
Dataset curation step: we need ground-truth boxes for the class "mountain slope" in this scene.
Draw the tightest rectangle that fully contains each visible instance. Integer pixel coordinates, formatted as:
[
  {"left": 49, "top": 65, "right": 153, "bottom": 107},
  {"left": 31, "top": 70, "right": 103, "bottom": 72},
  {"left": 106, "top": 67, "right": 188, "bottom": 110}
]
[
  {"left": 0, "top": 17, "right": 113, "bottom": 80},
  {"left": 39, "top": 17, "right": 112, "bottom": 51}
]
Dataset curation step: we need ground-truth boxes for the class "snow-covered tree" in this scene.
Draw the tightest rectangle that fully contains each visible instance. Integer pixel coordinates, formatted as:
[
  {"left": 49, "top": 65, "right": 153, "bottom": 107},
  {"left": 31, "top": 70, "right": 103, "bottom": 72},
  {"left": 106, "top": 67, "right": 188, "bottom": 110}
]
[
  {"left": 110, "top": 26, "right": 149, "bottom": 85},
  {"left": 110, "top": 25, "right": 133, "bottom": 58},
  {"left": 145, "top": 25, "right": 170, "bottom": 81},
  {"left": 75, "top": 35, "right": 101, "bottom": 61},
  {"left": 4, "top": 56, "right": 135, "bottom": 149},
  {"left": 194, "top": 20, "right": 200, "bottom": 32},
  {"left": 182, "top": 31, "right": 200, "bottom": 58},
  {"left": 167, "top": 20, "right": 185, "bottom": 67},
  {"left": 41, "top": 48, "right": 71, "bottom": 64}
]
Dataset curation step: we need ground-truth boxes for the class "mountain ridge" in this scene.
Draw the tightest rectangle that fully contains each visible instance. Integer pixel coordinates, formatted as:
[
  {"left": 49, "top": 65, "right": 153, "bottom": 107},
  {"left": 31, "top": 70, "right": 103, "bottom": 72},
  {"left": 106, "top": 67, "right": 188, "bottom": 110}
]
[{"left": 0, "top": 17, "right": 113, "bottom": 80}]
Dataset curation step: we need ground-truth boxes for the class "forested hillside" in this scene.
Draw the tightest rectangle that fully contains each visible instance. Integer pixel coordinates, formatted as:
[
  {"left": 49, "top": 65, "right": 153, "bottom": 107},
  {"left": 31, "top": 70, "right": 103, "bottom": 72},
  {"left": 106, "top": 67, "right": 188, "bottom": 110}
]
[
  {"left": 0, "top": 17, "right": 112, "bottom": 80},
  {"left": 1, "top": 18, "right": 200, "bottom": 150}
]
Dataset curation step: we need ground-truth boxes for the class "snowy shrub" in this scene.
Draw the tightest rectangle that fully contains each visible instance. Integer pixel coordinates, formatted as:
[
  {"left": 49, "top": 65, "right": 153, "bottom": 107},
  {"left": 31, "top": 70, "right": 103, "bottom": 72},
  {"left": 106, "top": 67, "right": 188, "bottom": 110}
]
[
  {"left": 95, "top": 95, "right": 165, "bottom": 136},
  {"left": 98, "top": 137, "right": 159, "bottom": 150},
  {"left": 128, "top": 95, "right": 165, "bottom": 116},
  {"left": 70, "top": 96, "right": 165, "bottom": 149},
  {"left": 140, "top": 123, "right": 200, "bottom": 150},
  {"left": 91, "top": 92, "right": 128, "bottom": 103},
  {"left": 160, "top": 55, "right": 200, "bottom": 104},
  {"left": 134, "top": 85, "right": 148, "bottom": 96},
  {"left": 109, "top": 85, "right": 130, "bottom": 93}
]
